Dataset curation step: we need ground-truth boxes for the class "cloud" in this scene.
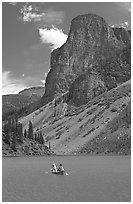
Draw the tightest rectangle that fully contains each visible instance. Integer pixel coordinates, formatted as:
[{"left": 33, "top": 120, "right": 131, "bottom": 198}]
[
  {"left": 120, "top": 2, "right": 131, "bottom": 12},
  {"left": 20, "top": 4, "right": 65, "bottom": 26},
  {"left": 39, "top": 26, "right": 68, "bottom": 50},
  {"left": 110, "top": 21, "right": 130, "bottom": 29},
  {"left": 2, "top": 71, "right": 28, "bottom": 95},
  {"left": 19, "top": 4, "right": 43, "bottom": 22},
  {"left": 37, "top": 10, "right": 66, "bottom": 27},
  {"left": 9, "top": 2, "right": 17, "bottom": 6},
  {"left": 19, "top": 3, "right": 67, "bottom": 50},
  {"left": 115, "top": 2, "right": 131, "bottom": 12},
  {"left": 41, "top": 79, "right": 46, "bottom": 86},
  {"left": 41, "top": 69, "right": 50, "bottom": 86}
]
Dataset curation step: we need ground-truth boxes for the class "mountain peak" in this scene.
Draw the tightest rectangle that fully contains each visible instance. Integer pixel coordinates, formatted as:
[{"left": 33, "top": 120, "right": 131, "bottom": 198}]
[{"left": 43, "top": 13, "right": 130, "bottom": 107}]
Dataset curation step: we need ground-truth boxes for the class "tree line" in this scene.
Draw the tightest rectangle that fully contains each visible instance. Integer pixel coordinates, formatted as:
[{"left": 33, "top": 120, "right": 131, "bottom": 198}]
[
  {"left": 2, "top": 115, "right": 45, "bottom": 152},
  {"left": 24, "top": 121, "right": 44, "bottom": 144},
  {"left": 2, "top": 115, "right": 23, "bottom": 151}
]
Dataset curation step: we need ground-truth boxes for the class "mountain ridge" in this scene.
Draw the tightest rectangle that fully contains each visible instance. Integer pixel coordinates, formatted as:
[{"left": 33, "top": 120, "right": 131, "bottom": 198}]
[
  {"left": 42, "top": 13, "right": 130, "bottom": 107},
  {"left": 2, "top": 86, "right": 45, "bottom": 119}
]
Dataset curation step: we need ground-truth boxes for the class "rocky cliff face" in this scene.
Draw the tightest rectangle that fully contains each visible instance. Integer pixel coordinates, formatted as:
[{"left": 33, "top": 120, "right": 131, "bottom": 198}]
[{"left": 43, "top": 13, "right": 131, "bottom": 107}]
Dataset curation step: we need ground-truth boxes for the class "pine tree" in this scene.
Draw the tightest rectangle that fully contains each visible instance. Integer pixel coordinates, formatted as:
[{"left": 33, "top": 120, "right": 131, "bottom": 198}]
[
  {"left": 2, "top": 121, "right": 5, "bottom": 132},
  {"left": 10, "top": 118, "right": 15, "bottom": 132},
  {"left": 24, "top": 129, "right": 27, "bottom": 138},
  {"left": 14, "top": 113, "right": 18, "bottom": 140},
  {"left": 4, "top": 121, "right": 10, "bottom": 145},
  {"left": 41, "top": 133, "right": 44, "bottom": 145},
  {"left": 5, "top": 130, "right": 10, "bottom": 145},
  {"left": 37, "top": 132, "right": 40, "bottom": 143},
  {"left": 39, "top": 131, "right": 44, "bottom": 144},
  {"left": 49, "top": 142, "right": 51, "bottom": 150},
  {"left": 11, "top": 132, "right": 17, "bottom": 152},
  {"left": 8, "top": 117, "right": 11, "bottom": 132},
  {"left": 28, "top": 121, "right": 33, "bottom": 140},
  {"left": 18, "top": 123, "right": 23, "bottom": 143},
  {"left": 34, "top": 132, "right": 37, "bottom": 141}
]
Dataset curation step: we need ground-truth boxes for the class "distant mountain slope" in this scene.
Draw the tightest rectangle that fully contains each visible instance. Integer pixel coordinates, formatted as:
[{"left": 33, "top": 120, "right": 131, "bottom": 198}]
[
  {"left": 2, "top": 94, "right": 31, "bottom": 116},
  {"left": 2, "top": 87, "right": 45, "bottom": 119},
  {"left": 19, "top": 86, "right": 45, "bottom": 101},
  {"left": 20, "top": 80, "right": 131, "bottom": 155}
]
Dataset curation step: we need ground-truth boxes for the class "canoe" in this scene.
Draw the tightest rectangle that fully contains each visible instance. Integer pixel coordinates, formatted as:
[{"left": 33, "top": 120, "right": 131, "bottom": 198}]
[{"left": 51, "top": 171, "right": 64, "bottom": 175}]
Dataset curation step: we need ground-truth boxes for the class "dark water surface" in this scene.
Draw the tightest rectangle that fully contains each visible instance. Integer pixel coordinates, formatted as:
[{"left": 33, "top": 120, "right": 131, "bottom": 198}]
[{"left": 2, "top": 156, "right": 131, "bottom": 202}]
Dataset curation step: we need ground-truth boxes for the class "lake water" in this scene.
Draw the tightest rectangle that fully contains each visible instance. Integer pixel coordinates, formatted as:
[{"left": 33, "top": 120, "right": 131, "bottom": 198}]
[{"left": 2, "top": 156, "right": 131, "bottom": 202}]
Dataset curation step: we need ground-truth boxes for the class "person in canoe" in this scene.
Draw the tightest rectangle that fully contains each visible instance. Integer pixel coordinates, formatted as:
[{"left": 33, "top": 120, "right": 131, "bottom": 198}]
[
  {"left": 51, "top": 163, "right": 57, "bottom": 173},
  {"left": 57, "top": 163, "right": 65, "bottom": 173}
]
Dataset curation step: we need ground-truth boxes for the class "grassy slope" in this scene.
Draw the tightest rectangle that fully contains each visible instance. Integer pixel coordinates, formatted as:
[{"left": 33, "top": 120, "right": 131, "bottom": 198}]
[{"left": 20, "top": 80, "right": 131, "bottom": 155}]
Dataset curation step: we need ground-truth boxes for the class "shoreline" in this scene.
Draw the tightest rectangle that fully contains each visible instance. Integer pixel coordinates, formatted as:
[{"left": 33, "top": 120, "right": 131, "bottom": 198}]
[{"left": 2, "top": 154, "right": 131, "bottom": 158}]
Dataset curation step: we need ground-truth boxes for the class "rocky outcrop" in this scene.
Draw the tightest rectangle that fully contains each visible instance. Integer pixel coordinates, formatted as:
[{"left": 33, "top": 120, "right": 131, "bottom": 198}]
[
  {"left": 68, "top": 72, "right": 107, "bottom": 106},
  {"left": 43, "top": 13, "right": 131, "bottom": 107}
]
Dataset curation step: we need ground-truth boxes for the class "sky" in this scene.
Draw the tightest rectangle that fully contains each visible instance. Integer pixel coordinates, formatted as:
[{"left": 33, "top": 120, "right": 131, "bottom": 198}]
[{"left": 2, "top": 2, "right": 131, "bottom": 95}]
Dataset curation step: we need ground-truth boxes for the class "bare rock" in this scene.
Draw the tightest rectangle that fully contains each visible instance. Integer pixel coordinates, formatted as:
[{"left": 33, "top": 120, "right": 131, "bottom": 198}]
[{"left": 42, "top": 13, "right": 131, "bottom": 107}]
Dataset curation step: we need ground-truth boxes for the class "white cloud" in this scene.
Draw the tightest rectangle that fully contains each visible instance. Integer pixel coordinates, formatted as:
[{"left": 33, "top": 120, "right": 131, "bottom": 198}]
[
  {"left": 41, "top": 69, "right": 50, "bottom": 86},
  {"left": 2, "top": 71, "right": 28, "bottom": 95},
  {"left": 110, "top": 21, "right": 130, "bottom": 29},
  {"left": 22, "top": 12, "right": 43, "bottom": 23},
  {"left": 39, "top": 10, "right": 65, "bottom": 26},
  {"left": 39, "top": 26, "right": 68, "bottom": 50},
  {"left": 20, "top": 4, "right": 43, "bottom": 22},
  {"left": 9, "top": 2, "right": 17, "bottom": 6},
  {"left": 41, "top": 79, "right": 46, "bottom": 86},
  {"left": 20, "top": 4, "right": 65, "bottom": 26},
  {"left": 19, "top": 3, "right": 67, "bottom": 50},
  {"left": 116, "top": 2, "right": 131, "bottom": 12}
]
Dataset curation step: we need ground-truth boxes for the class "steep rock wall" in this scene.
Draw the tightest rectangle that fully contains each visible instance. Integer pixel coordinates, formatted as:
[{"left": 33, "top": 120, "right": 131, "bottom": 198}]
[{"left": 43, "top": 13, "right": 131, "bottom": 107}]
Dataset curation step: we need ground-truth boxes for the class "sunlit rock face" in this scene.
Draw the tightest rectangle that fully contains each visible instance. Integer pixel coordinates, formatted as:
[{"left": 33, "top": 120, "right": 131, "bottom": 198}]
[{"left": 43, "top": 13, "right": 131, "bottom": 107}]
